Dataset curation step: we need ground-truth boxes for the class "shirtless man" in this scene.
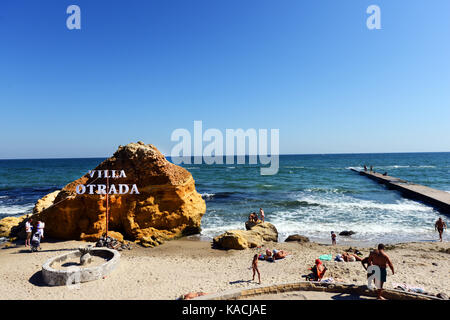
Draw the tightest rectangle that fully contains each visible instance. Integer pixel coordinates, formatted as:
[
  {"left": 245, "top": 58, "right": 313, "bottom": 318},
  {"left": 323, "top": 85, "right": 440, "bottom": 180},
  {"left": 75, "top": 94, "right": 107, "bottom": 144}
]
[
  {"left": 272, "top": 249, "right": 290, "bottom": 260},
  {"left": 259, "top": 208, "right": 265, "bottom": 223},
  {"left": 367, "top": 244, "right": 394, "bottom": 300},
  {"left": 435, "top": 218, "right": 447, "bottom": 242}
]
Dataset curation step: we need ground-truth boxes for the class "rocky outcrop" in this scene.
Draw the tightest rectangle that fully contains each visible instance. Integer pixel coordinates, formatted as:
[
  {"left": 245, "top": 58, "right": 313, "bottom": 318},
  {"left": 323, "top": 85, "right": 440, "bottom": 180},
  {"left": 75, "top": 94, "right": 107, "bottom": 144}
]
[
  {"left": 28, "top": 142, "right": 206, "bottom": 247},
  {"left": 0, "top": 215, "right": 28, "bottom": 239},
  {"left": 285, "top": 234, "right": 310, "bottom": 243},
  {"left": 213, "top": 222, "right": 278, "bottom": 250},
  {"left": 339, "top": 231, "right": 356, "bottom": 236},
  {"left": 33, "top": 190, "right": 60, "bottom": 215}
]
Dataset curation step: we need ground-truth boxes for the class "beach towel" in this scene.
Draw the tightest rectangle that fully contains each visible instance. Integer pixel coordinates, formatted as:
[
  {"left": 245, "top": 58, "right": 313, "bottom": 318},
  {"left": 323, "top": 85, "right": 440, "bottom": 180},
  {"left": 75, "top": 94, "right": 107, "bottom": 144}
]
[
  {"left": 334, "top": 254, "right": 344, "bottom": 262},
  {"left": 320, "top": 277, "right": 334, "bottom": 283},
  {"left": 392, "top": 283, "right": 426, "bottom": 294},
  {"left": 318, "top": 254, "right": 332, "bottom": 261}
]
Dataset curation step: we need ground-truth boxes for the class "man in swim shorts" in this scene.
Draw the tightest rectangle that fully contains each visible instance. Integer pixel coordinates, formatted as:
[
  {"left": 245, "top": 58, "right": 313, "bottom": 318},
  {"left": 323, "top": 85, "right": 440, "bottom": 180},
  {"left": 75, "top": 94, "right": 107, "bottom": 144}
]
[
  {"left": 367, "top": 244, "right": 394, "bottom": 300},
  {"left": 435, "top": 217, "right": 447, "bottom": 242}
]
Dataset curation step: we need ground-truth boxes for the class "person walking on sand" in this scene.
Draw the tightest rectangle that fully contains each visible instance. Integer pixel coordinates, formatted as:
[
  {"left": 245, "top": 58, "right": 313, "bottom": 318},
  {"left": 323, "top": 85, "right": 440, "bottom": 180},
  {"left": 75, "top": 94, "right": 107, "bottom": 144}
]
[
  {"left": 251, "top": 254, "right": 261, "bottom": 284},
  {"left": 435, "top": 217, "right": 447, "bottom": 242},
  {"left": 331, "top": 231, "right": 337, "bottom": 245},
  {"left": 259, "top": 208, "right": 265, "bottom": 223},
  {"left": 368, "top": 244, "right": 394, "bottom": 300},
  {"left": 25, "top": 217, "right": 33, "bottom": 247}
]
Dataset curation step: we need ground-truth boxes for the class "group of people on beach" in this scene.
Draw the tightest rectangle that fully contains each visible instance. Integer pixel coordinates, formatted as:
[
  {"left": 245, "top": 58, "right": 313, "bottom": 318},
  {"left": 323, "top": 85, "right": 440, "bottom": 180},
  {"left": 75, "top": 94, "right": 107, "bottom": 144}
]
[
  {"left": 246, "top": 209, "right": 446, "bottom": 300},
  {"left": 24, "top": 216, "right": 45, "bottom": 251},
  {"left": 248, "top": 208, "right": 265, "bottom": 223}
]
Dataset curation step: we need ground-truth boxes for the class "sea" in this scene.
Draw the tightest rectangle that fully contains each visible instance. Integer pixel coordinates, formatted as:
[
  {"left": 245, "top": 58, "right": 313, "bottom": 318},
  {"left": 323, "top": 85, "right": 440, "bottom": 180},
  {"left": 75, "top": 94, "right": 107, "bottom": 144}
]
[{"left": 1, "top": 153, "right": 449, "bottom": 245}]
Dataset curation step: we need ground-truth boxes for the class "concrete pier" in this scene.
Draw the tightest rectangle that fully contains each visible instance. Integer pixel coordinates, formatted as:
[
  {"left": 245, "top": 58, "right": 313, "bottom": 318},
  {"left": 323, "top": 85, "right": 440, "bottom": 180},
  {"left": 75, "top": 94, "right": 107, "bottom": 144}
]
[{"left": 350, "top": 168, "right": 450, "bottom": 214}]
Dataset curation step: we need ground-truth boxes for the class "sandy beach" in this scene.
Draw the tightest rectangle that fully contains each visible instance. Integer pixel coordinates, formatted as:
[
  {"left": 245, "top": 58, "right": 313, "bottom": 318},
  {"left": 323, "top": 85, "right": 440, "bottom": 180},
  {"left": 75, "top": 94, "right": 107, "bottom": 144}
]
[{"left": 0, "top": 238, "right": 448, "bottom": 300}]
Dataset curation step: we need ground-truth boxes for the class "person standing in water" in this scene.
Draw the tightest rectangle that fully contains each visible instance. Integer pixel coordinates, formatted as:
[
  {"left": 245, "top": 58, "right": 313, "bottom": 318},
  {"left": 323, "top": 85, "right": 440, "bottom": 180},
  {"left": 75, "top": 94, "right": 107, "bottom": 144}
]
[
  {"left": 259, "top": 208, "right": 265, "bottom": 223},
  {"left": 331, "top": 231, "right": 337, "bottom": 245},
  {"left": 251, "top": 254, "right": 261, "bottom": 284},
  {"left": 435, "top": 218, "right": 447, "bottom": 242}
]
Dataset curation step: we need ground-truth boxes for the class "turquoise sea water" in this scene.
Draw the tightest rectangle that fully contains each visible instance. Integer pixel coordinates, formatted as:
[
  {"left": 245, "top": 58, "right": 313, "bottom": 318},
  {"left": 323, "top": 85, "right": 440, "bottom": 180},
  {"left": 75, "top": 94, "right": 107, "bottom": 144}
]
[{"left": 1, "top": 153, "right": 449, "bottom": 244}]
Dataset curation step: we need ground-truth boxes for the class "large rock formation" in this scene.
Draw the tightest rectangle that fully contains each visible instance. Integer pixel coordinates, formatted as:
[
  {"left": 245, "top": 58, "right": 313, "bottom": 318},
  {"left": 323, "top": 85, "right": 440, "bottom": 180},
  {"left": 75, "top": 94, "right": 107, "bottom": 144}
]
[
  {"left": 285, "top": 234, "right": 310, "bottom": 243},
  {"left": 0, "top": 215, "right": 27, "bottom": 238},
  {"left": 28, "top": 142, "right": 206, "bottom": 247},
  {"left": 213, "top": 222, "right": 278, "bottom": 250}
]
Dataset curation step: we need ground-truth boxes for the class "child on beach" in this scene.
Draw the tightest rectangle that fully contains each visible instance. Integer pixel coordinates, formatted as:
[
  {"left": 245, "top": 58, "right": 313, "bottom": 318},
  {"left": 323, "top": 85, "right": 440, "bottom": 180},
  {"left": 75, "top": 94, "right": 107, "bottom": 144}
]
[
  {"left": 331, "top": 231, "right": 336, "bottom": 245},
  {"left": 259, "top": 208, "right": 265, "bottom": 222},
  {"left": 252, "top": 254, "right": 261, "bottom": 284},
  {"left": 25, "top": 217, "right": 33, "bottom": 247}
]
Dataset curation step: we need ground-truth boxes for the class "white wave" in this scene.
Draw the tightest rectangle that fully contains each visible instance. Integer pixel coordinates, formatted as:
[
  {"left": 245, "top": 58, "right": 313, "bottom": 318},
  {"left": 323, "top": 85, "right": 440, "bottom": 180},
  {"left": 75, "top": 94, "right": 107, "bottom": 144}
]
[
  {"left": 296, "top": 194, "right": 431, "bottom": 212},
  {"left": 200, "top": 222, "right": 245, "bottom": 238},
  {"left": 201, "top": 193, "right": 215, "bottom": 199},
  {"left": 0, "top": 204, "right": 34, "bottom": 215},
  {"left": 0, "top": 196, "right": 8, "bottom": 199}
]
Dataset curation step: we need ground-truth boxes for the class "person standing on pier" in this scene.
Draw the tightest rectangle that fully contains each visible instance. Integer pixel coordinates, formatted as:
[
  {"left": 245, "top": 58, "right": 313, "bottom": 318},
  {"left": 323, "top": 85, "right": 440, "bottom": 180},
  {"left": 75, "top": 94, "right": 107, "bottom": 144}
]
[{"left": 435, "top": 217, "right": 447, "bottom": 242}]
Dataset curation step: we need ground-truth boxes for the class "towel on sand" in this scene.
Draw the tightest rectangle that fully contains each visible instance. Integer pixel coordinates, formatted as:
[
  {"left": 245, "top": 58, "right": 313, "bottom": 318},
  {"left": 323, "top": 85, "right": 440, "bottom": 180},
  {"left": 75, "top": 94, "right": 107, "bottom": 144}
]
[{"left": 318, "top": 254, "right": 332, "bottom": 261}]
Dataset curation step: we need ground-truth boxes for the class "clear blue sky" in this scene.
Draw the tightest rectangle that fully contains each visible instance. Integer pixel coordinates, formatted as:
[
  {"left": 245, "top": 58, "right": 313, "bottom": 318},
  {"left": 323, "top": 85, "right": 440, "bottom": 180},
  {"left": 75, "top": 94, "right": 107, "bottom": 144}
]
[{"left": 1, "top": 0, "right": 449, "bottom": 158}]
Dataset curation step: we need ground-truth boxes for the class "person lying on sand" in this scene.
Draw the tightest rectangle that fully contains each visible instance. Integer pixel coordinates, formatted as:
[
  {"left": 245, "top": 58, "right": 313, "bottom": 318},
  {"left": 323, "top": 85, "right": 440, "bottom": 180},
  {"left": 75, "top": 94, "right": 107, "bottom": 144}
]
[
  {"left": 272, "top": 249, "right": 290, "bottom": 260},
  {"left": 264, "top": 249, "right": 274, "bottom": 261},
  {"left": 342, "top": 252, "right": 363, "bottom": 262},
  {"left": 252, "top": 254, "right": 261, "bottom": 284},
  {"left": 181, "top": 292, "right": 209, "bottom": 300}
]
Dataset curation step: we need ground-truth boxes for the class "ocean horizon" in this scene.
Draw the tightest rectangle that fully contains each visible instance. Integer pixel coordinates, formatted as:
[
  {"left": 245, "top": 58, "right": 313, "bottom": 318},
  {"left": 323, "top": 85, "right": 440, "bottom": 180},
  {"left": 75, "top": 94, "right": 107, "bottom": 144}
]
[{"left": 1, "top": 152, "right": 449, "bottom": 244}]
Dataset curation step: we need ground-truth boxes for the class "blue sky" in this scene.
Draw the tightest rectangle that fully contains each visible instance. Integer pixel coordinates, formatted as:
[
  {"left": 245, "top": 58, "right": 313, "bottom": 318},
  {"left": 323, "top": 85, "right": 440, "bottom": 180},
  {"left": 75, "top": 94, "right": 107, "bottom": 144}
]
[{"left": 1, "top": 0, "right": 449, "bottom": 158}]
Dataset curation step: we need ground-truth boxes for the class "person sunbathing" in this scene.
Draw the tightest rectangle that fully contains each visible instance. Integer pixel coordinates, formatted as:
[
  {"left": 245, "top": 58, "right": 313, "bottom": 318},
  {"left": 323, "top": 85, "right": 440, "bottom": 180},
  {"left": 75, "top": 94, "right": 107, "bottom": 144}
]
[
  {"left": 272, "top": 249, "right": 290, "bottom": 260},
  {"left": 264, "top": 249, "right": 274, "bottom": 261},
  {"left": 341, "top": 252, "right": 363, "bottom": 262}
]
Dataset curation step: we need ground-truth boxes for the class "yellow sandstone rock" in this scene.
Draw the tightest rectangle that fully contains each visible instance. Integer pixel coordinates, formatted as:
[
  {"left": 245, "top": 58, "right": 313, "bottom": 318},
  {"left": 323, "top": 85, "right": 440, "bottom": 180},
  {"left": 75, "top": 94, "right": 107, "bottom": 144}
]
[{"left": 26, "top": 142, "right": 206, "bottom": 245}]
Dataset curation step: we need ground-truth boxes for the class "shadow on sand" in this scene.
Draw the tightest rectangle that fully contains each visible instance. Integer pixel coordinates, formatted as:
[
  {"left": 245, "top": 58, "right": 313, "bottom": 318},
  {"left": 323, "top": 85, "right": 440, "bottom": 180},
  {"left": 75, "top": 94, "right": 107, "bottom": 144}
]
[
  {"left": 330, "top": 292, "right": 375, "bottom": 300},
  {"left": 229, "top": 279, "right": 253, "bottom": 285},
  {"left": 29, "top": 270, "right": 48, "bottom": 287}
]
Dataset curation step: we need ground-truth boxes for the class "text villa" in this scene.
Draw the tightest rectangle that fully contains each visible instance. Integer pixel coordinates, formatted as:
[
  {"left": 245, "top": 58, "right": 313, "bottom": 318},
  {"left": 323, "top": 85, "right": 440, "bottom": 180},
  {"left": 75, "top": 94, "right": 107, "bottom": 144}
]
[{"left": 75, "top": 170, "right": 140, "bottom": 195}]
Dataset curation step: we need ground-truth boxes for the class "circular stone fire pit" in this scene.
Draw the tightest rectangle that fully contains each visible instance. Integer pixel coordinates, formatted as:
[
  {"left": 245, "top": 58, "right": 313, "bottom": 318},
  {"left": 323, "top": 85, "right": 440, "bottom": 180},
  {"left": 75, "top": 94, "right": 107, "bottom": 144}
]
[{"left": 42, "top": 247, "right": 120, "bottom": 286}]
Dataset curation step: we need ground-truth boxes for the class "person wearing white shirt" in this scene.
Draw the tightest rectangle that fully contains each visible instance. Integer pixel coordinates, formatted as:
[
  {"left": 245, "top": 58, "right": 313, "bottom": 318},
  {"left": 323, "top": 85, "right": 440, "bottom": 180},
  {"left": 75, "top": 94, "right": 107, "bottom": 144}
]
[{"left": 25, "top": 218, "right": 33, "bottom": 247}]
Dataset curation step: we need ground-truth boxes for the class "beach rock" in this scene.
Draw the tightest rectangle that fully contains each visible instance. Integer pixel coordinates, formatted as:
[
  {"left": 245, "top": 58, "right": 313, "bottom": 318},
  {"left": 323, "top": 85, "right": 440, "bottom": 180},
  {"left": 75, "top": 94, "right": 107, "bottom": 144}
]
[
  {"left": 285, "top": 234, "right": 310, "bottom": 243},
  {"left": 30, "top": 142, "right": 206, "bottom": 246},
  {"left": 32, "top": 190, "right": 60, "bottom": 215},
  {"left": 213, "top": 222, "right": 278, "bottom": 250},
  {"left": 339, "top": 231, "right": 356, "bottom": 236},
  {"left": 437, "top": 293, "right": 449, "bottom": 300},
  {"left": 213, "top": 230, "right": 263, "bottom": 250},
  {"left": 0, "top": 215, "right": 27, "bottom": 238}
]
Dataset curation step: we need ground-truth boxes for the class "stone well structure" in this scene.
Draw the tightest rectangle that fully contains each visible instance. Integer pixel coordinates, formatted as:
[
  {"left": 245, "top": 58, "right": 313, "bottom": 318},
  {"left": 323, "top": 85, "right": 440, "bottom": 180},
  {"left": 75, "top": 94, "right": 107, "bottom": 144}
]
[{"left": 42, "top": 247, "right": 120, "bottom": 286}]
